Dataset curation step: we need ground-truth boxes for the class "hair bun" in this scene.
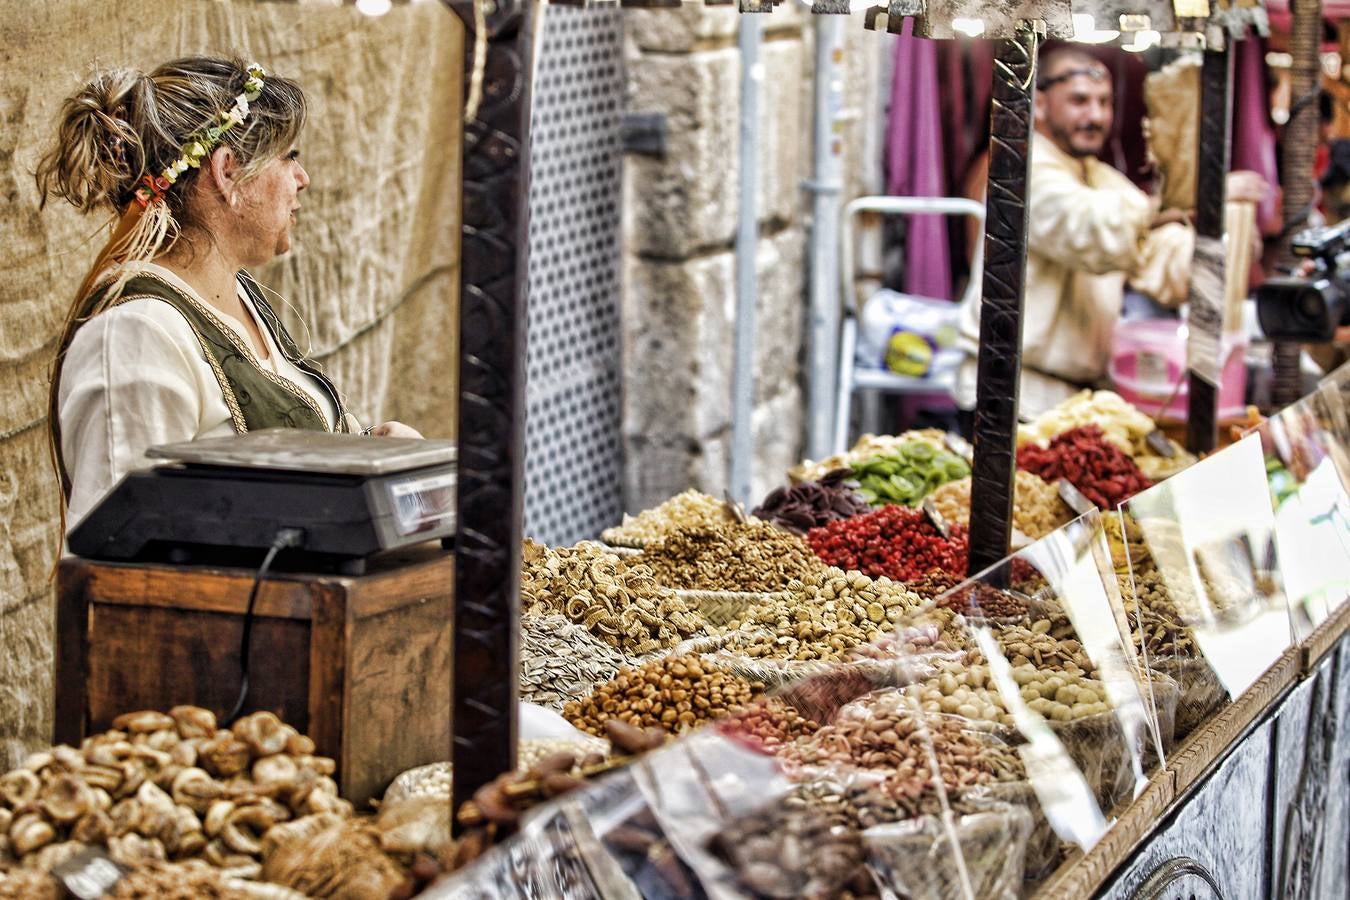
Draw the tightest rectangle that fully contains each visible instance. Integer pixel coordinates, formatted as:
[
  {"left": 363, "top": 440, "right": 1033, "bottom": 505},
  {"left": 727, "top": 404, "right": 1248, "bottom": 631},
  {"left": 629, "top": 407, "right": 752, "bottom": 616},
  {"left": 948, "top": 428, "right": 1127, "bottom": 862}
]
[{"left": 36, "top": 68, "right": 153, "bottom": 213}]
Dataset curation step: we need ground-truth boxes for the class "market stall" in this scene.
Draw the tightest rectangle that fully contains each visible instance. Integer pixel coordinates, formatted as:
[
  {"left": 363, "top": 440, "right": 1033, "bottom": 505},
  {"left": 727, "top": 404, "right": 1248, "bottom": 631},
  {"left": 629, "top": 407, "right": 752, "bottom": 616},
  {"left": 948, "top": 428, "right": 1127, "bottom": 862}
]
[{"left": 9, "top": 0, "right": 1350, "bottom": 895}]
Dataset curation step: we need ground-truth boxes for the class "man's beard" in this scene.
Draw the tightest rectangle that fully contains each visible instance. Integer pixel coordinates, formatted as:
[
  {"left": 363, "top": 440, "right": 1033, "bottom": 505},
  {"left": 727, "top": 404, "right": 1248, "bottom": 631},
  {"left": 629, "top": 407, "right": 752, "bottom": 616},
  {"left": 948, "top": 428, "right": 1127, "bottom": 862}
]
[{"left": 1049, "top": 121, "right": 1106, "bottom": 158}]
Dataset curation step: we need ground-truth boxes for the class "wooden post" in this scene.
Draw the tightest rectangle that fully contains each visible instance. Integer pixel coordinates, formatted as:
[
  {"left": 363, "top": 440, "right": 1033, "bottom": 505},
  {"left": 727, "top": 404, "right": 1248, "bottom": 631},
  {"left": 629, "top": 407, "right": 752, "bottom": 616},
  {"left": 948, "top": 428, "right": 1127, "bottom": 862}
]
[
  {"left": 1273, "top": 0, "right": 1325, "bottom": 409},
  {"left": 446, "top": 0, "right": 534, "bottom": 820},
  {"left": 1186, "top": 43, "right": 1233, "bottom": 454},
  {"left": 968, "top": 24, "right": 1038, "bottom": 577}
]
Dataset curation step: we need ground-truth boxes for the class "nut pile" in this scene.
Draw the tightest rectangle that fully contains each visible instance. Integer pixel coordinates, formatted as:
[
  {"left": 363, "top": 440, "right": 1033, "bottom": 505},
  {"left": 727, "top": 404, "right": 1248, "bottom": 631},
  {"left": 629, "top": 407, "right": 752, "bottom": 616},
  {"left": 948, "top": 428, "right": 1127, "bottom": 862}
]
[
  {"left": 783, "top": 698, "right": 1023, "bottom": 788},
  {"left": 844, "top": 607, "right": 970, "bottom": 663},
  {"left": 600, "top": 490, "right": 743, "bottom": 547},
  {"left": 848, "top": 441, "right": 970, "bottom": 507},
  {"left": 521, "top": 540, "right": 702, "bottom": 656},
  {"left": 0, "top": 708, "right": 349, "bottom": 881},
  {"left": 1105, "top": 512, "right": 1154, "bottom": 573},
  {"left": 993, "top": 621, "right": 1096, "bottom": 677},
  {"left": 935, "top": 582, "right": 1029, "bottom": 619},
  {"left": 903, "top": 570, "right": 962, "bottom": 600},
  {"left": 1118, "top": 570, "right": 1199, "bottom": 658},
  {"left": 563, "top": 654, "right": 765, "bottom": 736},
  {"left": 807, "top": 505, "right": 969, "bottom": 582},
  {"left": 708, "top": 788, "right": 867, "bottom": 899},
  {"left": 926, "top": 471, "right": 1073, "bottom": 540},
  {"left": 1017, "top": 425, "right": 1153, "bottom": 510},
  {"left": 520, "top": 615, "right": 630, "bottom": 710},
  {"left": 713, "top": 568, "right": 929, "bottom": 662},
  {"left": 917, "top": 658, "right": 1112, "bottom": 726},
  {"left": 719, "top": 698, "right": 823, "bottom": 752},
  {"left": 382, "top": 736, "right": 610, "bottom": 806},
  {"left": 0, "top": 860, "right": 256, "bottom": 900},
  {"left": 752, "top": 470, "right": 871, "bottom": 535},
  {"left": 635, "top": 522, "right": 825, "bottom": 593}
]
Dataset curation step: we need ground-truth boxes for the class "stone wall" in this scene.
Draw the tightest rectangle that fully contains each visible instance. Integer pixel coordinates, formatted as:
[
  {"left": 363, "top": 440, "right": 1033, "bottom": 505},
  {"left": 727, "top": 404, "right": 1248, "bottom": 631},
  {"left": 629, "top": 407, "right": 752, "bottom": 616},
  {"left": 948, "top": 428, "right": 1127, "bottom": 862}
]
[{"left": 620, "top": 6, "right": 888, "bottom": 510}]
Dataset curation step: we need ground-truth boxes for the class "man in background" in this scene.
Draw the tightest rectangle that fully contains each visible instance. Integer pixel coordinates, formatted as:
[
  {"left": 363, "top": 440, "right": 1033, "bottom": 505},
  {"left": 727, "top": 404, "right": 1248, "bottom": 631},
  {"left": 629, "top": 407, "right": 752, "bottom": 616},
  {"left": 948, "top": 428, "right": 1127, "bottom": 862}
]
[{"left": 956, "top": 47, "right": 1267, "bottom": 417}]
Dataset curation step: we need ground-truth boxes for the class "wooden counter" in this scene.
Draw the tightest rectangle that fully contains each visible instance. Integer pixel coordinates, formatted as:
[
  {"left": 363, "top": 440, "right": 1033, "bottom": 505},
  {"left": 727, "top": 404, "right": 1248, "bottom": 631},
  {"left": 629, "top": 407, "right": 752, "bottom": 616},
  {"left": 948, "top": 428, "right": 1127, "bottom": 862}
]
[{"left": 55, "top": 545, "right": 454, "bottom": 807}]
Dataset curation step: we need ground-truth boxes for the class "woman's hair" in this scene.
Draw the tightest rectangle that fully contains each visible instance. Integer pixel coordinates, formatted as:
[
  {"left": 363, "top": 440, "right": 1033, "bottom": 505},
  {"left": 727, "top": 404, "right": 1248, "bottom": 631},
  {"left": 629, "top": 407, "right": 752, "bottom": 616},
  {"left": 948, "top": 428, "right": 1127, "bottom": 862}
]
[{"left": 35, "top": 55, "right": 307, "bottom": 228}]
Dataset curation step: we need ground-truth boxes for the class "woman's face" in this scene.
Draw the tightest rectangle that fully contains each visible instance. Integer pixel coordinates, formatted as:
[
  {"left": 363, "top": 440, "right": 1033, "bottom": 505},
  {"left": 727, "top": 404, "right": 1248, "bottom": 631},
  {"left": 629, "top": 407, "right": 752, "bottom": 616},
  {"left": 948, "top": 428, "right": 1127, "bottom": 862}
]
[{"left": 235, "top": 145, "right": 310, "bottom": 263}]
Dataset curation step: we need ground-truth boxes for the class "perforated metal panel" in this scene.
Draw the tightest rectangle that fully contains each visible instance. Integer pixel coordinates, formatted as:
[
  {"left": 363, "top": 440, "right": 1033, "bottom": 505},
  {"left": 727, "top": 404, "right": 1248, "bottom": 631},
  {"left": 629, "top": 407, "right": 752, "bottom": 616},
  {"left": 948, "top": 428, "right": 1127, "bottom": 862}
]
[{"left": 523, "top": 6, "right": 625, "bottom": 546}]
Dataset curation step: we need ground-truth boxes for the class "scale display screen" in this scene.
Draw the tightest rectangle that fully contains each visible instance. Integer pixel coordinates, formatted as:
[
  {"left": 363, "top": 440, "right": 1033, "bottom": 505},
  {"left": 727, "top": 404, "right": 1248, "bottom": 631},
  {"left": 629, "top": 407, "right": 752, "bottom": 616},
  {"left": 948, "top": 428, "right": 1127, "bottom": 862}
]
[{"left": 389, "top": 470, "right": 457, "bottom": 537}]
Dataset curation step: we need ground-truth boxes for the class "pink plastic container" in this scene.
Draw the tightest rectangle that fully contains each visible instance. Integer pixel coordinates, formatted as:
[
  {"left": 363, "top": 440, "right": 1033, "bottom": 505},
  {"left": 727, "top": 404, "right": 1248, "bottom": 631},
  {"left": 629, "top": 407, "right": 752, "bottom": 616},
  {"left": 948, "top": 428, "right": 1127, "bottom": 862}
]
[{"left": 1108, "top": 319, "right": 1248, "bottom": 422}]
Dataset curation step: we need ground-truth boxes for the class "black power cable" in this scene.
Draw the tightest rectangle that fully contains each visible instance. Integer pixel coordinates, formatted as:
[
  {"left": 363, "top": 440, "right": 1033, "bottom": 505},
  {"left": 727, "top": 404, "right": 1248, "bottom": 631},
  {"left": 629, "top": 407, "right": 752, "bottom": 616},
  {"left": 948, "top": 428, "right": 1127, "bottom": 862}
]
[{"left": 224, "top": 527, "right": 304, "bottom": 725}]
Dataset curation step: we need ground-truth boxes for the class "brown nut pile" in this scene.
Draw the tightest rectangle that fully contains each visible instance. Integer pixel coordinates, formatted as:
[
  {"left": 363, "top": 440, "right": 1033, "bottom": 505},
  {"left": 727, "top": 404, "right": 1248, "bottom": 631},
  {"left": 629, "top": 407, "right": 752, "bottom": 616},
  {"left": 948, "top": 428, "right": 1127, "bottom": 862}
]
[
  {"left": 994, "top": 620, "right": 1096, "bottom": 677},
  {"left": 719, "top": 697, "right": 823, "bottom": 752},
  {"left": 918, "top": 658, "right": 1112, "bottom": 726},
  {"left": 521, "top": 540, "right": 702, "bottom": 656},
  {"left": 709, "top": 789, "right": 867, "bottom": 899},
  {"left": 903, "top": 570, "right": 962, "bottom": 600},
  {"left": 782, "top": 696, "right": 1023, "bottom": 788},
  {"left": 563, "top": 654, "right": 765, "bottom": 736},
  {"left": 714, "top": 567, "right": 929, "bottom": 662},
  {"left": 1105, "top": 513, "right": 1153, "bottom": 574},
  {"left": 635, "top": 521, "right": 825, "bottom": 593},
  {"left": 936, "top": 582, "right": 1029, "bottom": 619},
  {"left": 0, "top": 707, "right": 349, "bottom": 881},
  {"left": 926, "top": 471, "right": 1072, "bottom": 540},
  {"left": 600, "top": 490, "right": 743, "bottom": 547},
  {"left": 520, "top": 615, "right": 630, "bottom": 710}
]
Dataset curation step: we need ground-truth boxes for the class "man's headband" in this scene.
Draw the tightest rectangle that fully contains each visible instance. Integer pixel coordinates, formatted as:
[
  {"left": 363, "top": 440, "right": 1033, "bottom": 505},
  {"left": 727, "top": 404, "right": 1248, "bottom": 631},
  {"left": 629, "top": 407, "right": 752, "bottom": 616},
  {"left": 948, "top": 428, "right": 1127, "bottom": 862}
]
[{"left": 1036, "top": 65, "right": 1109, "bottom": 92}]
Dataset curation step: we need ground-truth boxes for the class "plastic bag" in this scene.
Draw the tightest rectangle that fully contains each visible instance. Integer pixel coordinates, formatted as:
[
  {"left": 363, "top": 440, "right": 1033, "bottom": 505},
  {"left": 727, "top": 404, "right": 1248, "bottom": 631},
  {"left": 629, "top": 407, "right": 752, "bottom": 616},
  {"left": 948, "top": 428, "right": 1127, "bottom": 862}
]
[
  {"left": 856, "top": 289, "right": 963, "bottom": 378},
  {"left": 863, "top": 801, "right": 1033, "bottom": 900}
]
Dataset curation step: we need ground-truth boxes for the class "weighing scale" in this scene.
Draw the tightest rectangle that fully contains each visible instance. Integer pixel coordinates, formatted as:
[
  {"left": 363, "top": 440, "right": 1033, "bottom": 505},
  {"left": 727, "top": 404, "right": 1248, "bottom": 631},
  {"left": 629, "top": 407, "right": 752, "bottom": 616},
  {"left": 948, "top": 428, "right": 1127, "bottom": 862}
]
[{"left": 67, "top": 430, "right": 457, "bottom": 574}]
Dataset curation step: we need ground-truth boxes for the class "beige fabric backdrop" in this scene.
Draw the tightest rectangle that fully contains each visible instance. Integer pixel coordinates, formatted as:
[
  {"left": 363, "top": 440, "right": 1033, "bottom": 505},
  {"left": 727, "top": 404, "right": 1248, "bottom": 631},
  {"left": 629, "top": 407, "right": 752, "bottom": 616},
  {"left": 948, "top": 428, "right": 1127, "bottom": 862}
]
[{"left": 0, "top": 0, "right": 463, "bottom": 766}]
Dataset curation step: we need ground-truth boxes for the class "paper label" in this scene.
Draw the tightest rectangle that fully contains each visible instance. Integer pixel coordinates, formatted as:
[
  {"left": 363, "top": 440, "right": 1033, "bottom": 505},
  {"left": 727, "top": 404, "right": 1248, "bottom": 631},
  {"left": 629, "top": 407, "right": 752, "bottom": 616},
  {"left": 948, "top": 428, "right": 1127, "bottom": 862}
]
[
  {"left": 1057, "top": 479, "right": 1097, "bottom": 516},
  {"left": 921, "top": 497, "right": 951, "bottom": 539},
  {"left": 1187, "top": 235, "right": 1226, "bottom": 388},
  {"left": 1145, "top": 430, "right": 1177, "bottom": 458},
  {"left": 53, "top": 848, "right": 129, "bottom": 899}
]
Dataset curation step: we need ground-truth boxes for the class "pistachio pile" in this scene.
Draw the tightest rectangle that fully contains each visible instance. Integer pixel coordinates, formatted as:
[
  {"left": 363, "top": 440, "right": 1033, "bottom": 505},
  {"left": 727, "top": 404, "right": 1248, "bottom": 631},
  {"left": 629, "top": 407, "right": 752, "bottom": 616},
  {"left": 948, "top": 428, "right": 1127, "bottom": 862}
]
[
  {"left": 0, "top": 708, "right": 348, "bottom": 881},
  {"left": 926, "top": 470, "right": 1073, "bottom": 540},
  {"left": 1117, "top": 569, "right": 1200, "bottom": 658},
  {"left": 719, "top": 698, "right": 823, "bottom": 752},
  {"left": 993, "top": 620, "right": 1096, "bottom": 677},
  {"left": 712, "top": 568, "right": 928, "bottom": 662},
  {"left": 634, "top": 521, "right": 825, "bottom": 593},
  {"left": 521, "top": 540, "right": 702, "bottom": 656},
  {"left": 519, "top": 615, "right": 630, "bottom": 710},
  {"left": 843, "top": 607, "right": 970, "bottom": 663},
  {"left": 600, "top": 490, "right": 744, "bottom": 547},
  {"left": 563, "top": 654, "right": 765, "bottom": 736}
]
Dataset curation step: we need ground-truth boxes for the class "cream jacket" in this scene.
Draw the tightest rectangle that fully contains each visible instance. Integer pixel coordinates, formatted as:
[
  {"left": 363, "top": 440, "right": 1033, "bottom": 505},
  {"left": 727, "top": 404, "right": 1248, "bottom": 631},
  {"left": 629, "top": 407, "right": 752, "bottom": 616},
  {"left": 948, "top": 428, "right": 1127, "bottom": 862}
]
[
  {"left": 958, "top": 133, "right": 1192, "bottom": 416},
  {"left": 59, "top": 262, "right": 341, "bottom": 531}
]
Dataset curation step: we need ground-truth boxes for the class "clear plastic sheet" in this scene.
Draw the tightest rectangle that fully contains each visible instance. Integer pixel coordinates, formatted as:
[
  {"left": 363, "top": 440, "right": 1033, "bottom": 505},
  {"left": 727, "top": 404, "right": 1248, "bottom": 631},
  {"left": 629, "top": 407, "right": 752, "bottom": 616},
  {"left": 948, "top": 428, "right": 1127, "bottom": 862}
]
[
  {"left": 931, "top": 512, "right": 1159, "bottom": 807},
  {"left": 1120, "top": 433, "right": 1293, "bottom": 738},
  {"left": 863, "top": 802, "right": 1033, "bottom": 900},
  {"left": 1254, "top": 391, "right": 1350, "bottom": 635}
]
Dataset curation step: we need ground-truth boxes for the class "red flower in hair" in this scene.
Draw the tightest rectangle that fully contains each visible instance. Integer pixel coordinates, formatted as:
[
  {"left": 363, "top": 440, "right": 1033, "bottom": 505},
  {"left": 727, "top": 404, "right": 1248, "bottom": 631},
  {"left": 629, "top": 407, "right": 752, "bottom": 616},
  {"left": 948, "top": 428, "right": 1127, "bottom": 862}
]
[{"left": 153, "top": 176, "right": 171, "bottom": 192}]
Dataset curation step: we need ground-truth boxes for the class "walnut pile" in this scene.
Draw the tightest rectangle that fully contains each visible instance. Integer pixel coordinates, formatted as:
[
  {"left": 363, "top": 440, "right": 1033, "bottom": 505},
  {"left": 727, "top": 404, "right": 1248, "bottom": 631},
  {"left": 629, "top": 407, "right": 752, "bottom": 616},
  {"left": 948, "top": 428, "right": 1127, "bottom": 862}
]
[
  {"left": 634, "top": 521, "right": 826, "bottom": 593},
  {"left": 0, "top": 707, "right": 350, "bottom": 881}
]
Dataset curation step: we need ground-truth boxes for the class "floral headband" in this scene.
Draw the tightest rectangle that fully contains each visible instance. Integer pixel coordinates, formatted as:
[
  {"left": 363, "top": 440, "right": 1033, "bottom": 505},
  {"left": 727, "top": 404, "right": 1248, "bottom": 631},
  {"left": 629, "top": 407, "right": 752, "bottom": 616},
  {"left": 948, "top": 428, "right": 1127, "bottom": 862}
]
[{"left": 133, "top": 64, "right": 266, "bottom": 208}]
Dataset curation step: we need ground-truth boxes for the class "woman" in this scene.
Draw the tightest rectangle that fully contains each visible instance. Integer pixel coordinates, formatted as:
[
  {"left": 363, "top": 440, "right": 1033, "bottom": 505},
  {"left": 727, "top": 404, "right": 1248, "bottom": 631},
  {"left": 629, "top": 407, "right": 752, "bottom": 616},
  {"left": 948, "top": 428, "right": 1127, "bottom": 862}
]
[{"left": 37, "top": 56, "right": 419, "bottom": 529}]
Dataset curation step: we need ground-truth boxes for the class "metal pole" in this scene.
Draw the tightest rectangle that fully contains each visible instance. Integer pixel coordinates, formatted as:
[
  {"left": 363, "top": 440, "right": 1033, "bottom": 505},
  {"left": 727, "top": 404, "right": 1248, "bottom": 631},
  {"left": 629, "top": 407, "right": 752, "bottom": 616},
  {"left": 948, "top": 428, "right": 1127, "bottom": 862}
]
[
  {"left": 730, "top": 13, "right": 763, "bottom": 507},
  {"left": 1186, "top": 43, "right": 1233, "bottom": 454},
  {"left": 967, "top": 24, "right": 1038, "bottom": 577},
  {"left": 449, "top": 0, "right": 534, "bottom": 822},
  {"left": 1273, "top": 0, "right": 1325, "bottom": 408},
  {"left": 805, "top": 15, "right": 847, "bottom": 462}
]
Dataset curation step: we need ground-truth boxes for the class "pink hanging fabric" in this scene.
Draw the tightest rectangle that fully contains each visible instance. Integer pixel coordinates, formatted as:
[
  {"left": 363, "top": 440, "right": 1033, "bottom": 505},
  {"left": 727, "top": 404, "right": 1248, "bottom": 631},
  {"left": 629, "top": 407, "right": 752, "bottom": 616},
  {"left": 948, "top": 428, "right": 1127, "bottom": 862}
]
[
  {"left": 1230, "top": 38, "right": 1280, "bottom": 231},
  {"left": 886, "top": 18, "right": 952, "bottom": 301}
]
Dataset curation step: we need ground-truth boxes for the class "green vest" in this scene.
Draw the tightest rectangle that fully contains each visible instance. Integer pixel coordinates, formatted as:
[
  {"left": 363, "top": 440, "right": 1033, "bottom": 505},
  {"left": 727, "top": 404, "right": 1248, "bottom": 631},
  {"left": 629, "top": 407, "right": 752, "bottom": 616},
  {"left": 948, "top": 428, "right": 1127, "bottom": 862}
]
[{"left": 76, "top": 270, "right": 350, "bottom": 435}]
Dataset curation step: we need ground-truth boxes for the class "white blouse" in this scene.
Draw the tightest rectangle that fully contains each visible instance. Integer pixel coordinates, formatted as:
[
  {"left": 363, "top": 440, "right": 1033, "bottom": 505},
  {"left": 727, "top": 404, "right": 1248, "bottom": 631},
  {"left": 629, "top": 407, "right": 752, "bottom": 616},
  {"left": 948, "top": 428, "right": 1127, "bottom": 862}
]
[{"left": 59, "top": 262, "right": 339, "bottom": 530}]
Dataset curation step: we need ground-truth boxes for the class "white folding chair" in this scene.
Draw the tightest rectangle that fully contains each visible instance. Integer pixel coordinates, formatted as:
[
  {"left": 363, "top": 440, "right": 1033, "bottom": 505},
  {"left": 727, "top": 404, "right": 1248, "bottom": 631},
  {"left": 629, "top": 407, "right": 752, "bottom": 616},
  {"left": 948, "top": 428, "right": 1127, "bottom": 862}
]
[{"left": 832, "top": 196, "right": 985, "bottom": 455}]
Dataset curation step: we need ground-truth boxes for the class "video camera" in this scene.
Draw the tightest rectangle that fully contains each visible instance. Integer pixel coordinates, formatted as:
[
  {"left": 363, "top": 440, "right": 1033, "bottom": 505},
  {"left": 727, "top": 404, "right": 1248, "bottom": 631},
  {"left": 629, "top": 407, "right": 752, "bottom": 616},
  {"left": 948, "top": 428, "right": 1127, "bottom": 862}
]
[{"left": 1256, "top": 218, "right": 1350, "bottom": 342}]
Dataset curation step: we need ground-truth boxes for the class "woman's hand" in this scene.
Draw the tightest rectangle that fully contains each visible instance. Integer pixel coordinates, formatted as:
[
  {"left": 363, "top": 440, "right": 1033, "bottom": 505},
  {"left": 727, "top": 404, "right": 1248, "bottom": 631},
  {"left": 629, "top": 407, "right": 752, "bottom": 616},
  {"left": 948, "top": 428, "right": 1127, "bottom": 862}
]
[{"left": 367, "top": 421, "right": 423, "bottom": 439}]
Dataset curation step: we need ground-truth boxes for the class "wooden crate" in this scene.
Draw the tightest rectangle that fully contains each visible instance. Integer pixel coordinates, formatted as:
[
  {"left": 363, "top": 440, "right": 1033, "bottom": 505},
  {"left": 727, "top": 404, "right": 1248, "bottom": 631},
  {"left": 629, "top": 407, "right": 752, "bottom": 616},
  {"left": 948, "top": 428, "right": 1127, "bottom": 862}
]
[{"left": 55, "top": 545, "right": 454, "bottom": 807}]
